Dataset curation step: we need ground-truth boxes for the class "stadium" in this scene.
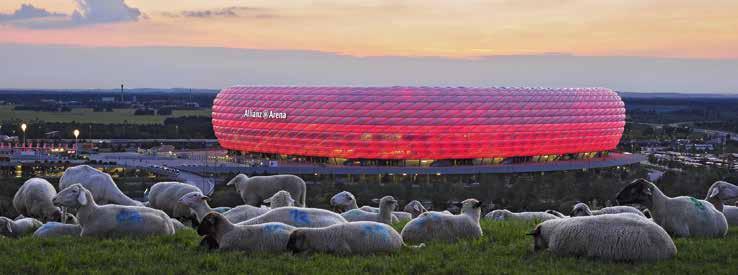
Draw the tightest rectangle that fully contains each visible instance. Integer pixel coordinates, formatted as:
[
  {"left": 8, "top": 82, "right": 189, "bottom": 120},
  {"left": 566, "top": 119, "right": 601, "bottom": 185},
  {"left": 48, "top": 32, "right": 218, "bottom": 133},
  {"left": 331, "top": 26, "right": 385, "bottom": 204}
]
[{"left": 211, "top": 86, "right": 641, "bottom": 174}]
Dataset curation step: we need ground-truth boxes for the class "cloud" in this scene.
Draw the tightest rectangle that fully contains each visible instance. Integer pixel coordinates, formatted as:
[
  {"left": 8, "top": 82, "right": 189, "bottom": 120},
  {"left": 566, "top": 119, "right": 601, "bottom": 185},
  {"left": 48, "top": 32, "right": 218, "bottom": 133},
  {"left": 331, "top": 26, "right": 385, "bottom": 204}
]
[
  {"left": 0, "top": 0, "right": 142, "bottom": 29},
  {"left": 163, "top": 7, "right": 277, "bottom": 19}
]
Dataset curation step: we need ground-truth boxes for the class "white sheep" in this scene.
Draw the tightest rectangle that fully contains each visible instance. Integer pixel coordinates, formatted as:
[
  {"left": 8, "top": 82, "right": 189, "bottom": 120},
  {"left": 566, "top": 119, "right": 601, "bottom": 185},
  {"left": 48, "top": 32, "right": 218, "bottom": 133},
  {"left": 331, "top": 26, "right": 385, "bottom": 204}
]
[
  {"left": 545, "top": 210, "right": 569, "bottom": 218},
  {"left": 238, "top": 207, "right": 347, "bottom": 228},
  {"left": 33, "top": 222, "right": 82, "bottom": 238},
  {"left": 287, "top": 221, "right": 423, "bottom": 255},
  {"left": 13, "top": 178, "right": 62, "bottom": 222},
  {"left": 329, "top": 191, "right": 410, "bottom": 221},
  {"left": 571, "top": 202, "right": 645, "bottom": 217},
  {"left": 263, "top": 190, "right": 295, "bottom": 208},
  {"left": 616, "top": 178, "right": 728, "bottom": 238},
  {"left": 529, "top": 213, "right": 677, "bottom": 261},
  {"left": 0, "top": 216, "right": 42, "bottom": 238},
  {"left": 52, "top": 184, "right": 175, "bottom": 238},
  {"left": 401, "top": 199, "right": 483, "bottom": 244},
  {"left": 59, "top": 165, "right": 142, "bottom": 206},
  {"left": 178, "top": 191, "right": 269, "bottom": 224},
  {"left": 341, "top": 196, "right": 398, "bottom": 225},
  {"left": 485, "top": 209, "right": 560, "bottom": 222},
  {"left": 403, "top": 200, "right": 428, "bottom": 218},
  {"left": 705, "top": 180, "right": 738, "bottom": 226},
  {"left": 147, "top": 181, "right": 201, "bottom": 222},
  {"left": 226, "top": 174, "right": 306, "bottom": 207},
  {"left": 197, "top": 212, "right": 295, "bottom": 252}
]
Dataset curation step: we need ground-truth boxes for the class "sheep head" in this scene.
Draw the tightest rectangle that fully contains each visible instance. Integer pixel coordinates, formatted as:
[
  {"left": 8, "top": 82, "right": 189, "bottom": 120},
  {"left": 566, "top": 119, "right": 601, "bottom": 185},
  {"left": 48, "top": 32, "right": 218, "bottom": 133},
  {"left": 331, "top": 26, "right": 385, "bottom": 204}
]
[
  {"left": 706, "top": 181, "right": 738, "bottom": 203},
  {"left": 0, "top": 217, "right": 12, "bottom": 235},
  {"left": 53, "top": 184, "right": 91, "bottom": 208},
  {"left": 488, "top": 209, "right": 511, "bottom": 221},
  {"left": 616, "top": 179, "right": 653, "bottom": 207},
  {"left": 403, "top": 200, "right": 427, "bottom": 217},
  {"left": 46, "top": 207, "right": 63, "bottom": 223},
  {"left": 225, "top": 174, "right": 248, "bottom": 192},
  {"left": 178, "top": 191, "right": 210, "bottom": 208},
  {"left": 570, "top": 203, "right": 592, "bottom": 217},
  {"left": 197, "top": 212, "right": 224, "bottom": 237},
  {"left": 286, "top": 229, "right": 309, "bottom": 253},
  {"left": 329, "top": 191, "right": 356, "bottom": 213},
  {"left": 264, "top": 190, "right": 295, "bottom": 208},
  {"left": 377, "top": 196, "right": 398, "bottom": 211}
]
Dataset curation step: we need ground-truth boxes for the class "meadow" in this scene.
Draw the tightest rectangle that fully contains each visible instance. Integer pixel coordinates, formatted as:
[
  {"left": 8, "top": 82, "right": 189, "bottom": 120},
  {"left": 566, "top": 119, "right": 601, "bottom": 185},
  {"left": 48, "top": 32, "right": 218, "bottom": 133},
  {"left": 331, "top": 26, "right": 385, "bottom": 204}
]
[
  {"left": 1, "top": 220, "right": 737, "bottom": 274},
  {"left": 0, "top": 105, "right": 211, "bottom": 124}
]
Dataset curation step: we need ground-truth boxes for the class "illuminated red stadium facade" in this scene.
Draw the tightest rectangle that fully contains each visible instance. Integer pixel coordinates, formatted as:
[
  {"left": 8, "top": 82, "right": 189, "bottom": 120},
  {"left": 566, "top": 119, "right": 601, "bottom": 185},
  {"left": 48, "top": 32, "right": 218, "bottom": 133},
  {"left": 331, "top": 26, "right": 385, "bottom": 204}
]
[{"left": 212, "top": 86, "right": 625, "bottom": 164}]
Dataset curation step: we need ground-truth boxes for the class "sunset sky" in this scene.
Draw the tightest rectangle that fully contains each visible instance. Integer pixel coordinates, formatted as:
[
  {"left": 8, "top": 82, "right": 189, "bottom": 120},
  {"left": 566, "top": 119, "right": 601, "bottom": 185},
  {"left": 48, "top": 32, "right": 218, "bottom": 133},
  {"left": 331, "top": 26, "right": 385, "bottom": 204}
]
[{"left": 1, "top": 1, "right": 737, "bottom": 91}]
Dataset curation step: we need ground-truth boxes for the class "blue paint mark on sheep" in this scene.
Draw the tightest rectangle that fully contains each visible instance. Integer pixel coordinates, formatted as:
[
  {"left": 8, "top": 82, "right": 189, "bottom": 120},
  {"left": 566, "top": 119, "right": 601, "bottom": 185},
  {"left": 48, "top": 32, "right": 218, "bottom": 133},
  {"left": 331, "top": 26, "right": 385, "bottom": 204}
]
[
  {"left": 116, "top": 209, "right": 143, "bottom": 225},
  {"left": 688, "top": 197, "right": 706, "bottom": 212},
  {"left": 264, "top": 223, "right": 286, "bottom": 234},
  {"left": 289, "top": 209, "right": 311, "bottom": 226},
  {"left": 36, "top": 222, "right": 61, "bottom": 235},
  {"left": 361, "top": 224, "right": 390, "bottom": 241}
]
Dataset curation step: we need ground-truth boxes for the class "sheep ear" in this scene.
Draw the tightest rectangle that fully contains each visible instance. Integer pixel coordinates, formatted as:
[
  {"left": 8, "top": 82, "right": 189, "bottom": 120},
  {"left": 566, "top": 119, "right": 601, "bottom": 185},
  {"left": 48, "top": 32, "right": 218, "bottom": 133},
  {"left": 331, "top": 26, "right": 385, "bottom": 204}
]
[
  {"left": 413, "top": 204, "right": 421, "bottom": 212},
  {"left": 371, "top": 198, "right": 380, "bottom": 204},
  {"left": 474, "top": 201, "right": 483, "bottom": 208},
  {"left": 77, "top": 190, "right": 88, "bottom": 206},
  {"left": 263, "top": 198, "right": 272, "bottom": 204}
]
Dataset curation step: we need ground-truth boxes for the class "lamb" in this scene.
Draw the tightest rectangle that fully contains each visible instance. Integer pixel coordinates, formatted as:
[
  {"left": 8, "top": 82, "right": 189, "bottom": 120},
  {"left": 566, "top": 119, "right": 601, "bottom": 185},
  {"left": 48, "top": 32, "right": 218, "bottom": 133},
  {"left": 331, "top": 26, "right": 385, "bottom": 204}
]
[
  {"left": 52, "top": 184, "right": 175, "bottom": 238},
  {"left": 571, "top": 202, "right": 645, "bottom": 217},
  {"left": 59, "top": 165, "right": 142, "bottom": 206},
  {"left": 12, "top": 178, "right": 63, "bottom": 222},
  {"left": 178, "top": 191, "right": 269, "bottom": 224},
  {"left": 197, "top": 212, "right": 295, "bottom": 252},
  {"left": 287, "top": 221, "right": 422, "bottom": 255},
  {"left": 147, "top": 182, "right": 201, "bottom": 223},
  {"left": 616, "top": 178, "right": 728, "bottom": 238},
  {"left": 238, "top": 207, "right": 347, "bottom": 228},
  {"left": 226, "top": 174, "right": 306, "bottom": 207},
  {"left": 529, "top": 213, "right": 677, "bottom": 261},
  {"left": 33, "top": 222, "right": 82, "bottom": 238},
  {"left": 341, "top": 196, "right": 398, "bottom": 225},
  {"left": 485, "top": 209, "right": 559, "bottom": 222},
  {"left": 705, "top": 180, "right": 738, "bottom": 226},
  {"left": 0, "top": 216, "right": 42, "bottom": 238},
  {"left": 329, "top": 191, "right": 410, "bottom": 221},
  {"left": 400, "top": 199, "right": 483, "bottom": 244},
  {"left": 263, "top": 190, "right": 296, "bottom": 208},
  {"left": 403, "top": 200, "right": 428, "bottom": 218}
]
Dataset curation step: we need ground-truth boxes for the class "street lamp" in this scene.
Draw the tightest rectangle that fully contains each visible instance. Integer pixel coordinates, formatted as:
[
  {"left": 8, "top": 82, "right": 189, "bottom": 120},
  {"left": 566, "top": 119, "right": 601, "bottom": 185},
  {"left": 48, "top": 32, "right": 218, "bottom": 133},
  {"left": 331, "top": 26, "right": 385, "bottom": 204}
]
[
  {"left": 73, "top": 129, "right": 80, "bottom": 157},
  {"left": 21, "top": 123, "right": 27, "bottom": 147}
]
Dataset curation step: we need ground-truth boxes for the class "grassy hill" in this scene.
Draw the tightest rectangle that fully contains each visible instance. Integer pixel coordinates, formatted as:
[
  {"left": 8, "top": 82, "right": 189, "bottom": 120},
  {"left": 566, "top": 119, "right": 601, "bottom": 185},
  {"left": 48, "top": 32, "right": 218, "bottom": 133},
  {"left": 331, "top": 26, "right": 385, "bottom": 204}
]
[
  {"left": 0, "top": 105, "right": 211, "bottom": 124},
  {"left": 2, "top": 220, "right": 737, "bottom": 274}
]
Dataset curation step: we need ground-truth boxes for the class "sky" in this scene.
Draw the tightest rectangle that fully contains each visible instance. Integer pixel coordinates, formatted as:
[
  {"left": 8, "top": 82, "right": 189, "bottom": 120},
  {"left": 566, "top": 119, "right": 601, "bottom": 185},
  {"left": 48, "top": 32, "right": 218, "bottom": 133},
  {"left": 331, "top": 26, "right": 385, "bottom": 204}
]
[{"left": 0, "top": 0, "right": 737, "bottom": 93}]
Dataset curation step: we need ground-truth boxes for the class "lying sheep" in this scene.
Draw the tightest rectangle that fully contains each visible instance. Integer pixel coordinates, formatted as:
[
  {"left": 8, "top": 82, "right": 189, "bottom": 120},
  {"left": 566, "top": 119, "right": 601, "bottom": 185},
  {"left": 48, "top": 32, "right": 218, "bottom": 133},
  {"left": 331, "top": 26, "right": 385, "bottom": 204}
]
[
  {"left": 401, "top": 199, "right": 483, "bottom": 244},
  {"left": 147, "top": 182, "right": 201, "bottom": 223},
  {"left": 13, "top": 178, "right": 62, "bottom": 222},
  {"left": 59, "top": 165, "right": 142, "bottom": 206},
  {"left": 403, "top": 200, "right": 428, "bottom": 218},
  {"left": 33, "top": 222, "right": 82, "bottom": 238},
  {"left": 571, "top": 202, "right": 645, "bottom": 217},
  {"left": 197, "top": 212, "right": 295, "bottom": 252},
  {"left": 263, "top": 190, "right": 295, "bottom": 208},
  {"left": 287, "top": 221, "right": 423, "bottom": 255},
  {"left": 705, "top": 181, "right": 738, "bottom": 226},
  {"left": 223, "top": 205, "right": 271, "bottom": 224},
  {"left": 238, "top": 207, "right": 347, "bottom": 228},
  {"left": 616, "top": 178, "right": 727, "bottom": 238},
  {"left": 329, "top": 191, "right": 410, "bottom": 221},
  {"left": 178, "top": 191, "right": 269, "bottom": 224},
  {"left": 0, "top": 216, "right": 42, "bottom": 238},
  {"left": 52, "top": 184, "right": 175, "bottom": 238},
  {"left": 226, "top": 174, "right": 306, "bottom": 207},
  {"left": 341, "top": 196, "right": 398, "bottom": 225},
  {"left": 529, "top": 213, "right": 677, "bottom": 261},
  {"left": 486, "top": 209, "right": 559, "bottom": 222}
]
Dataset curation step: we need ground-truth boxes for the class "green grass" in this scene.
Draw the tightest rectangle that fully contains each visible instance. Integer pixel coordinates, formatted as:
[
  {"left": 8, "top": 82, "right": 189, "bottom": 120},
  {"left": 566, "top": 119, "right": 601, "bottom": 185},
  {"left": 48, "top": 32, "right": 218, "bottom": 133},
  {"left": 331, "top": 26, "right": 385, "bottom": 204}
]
[
  {"left": 2, "top": 221, "right": 738, "bottom": 274},
  {"left": 0, "top": 105, "right": 211, "bottom": 124}
]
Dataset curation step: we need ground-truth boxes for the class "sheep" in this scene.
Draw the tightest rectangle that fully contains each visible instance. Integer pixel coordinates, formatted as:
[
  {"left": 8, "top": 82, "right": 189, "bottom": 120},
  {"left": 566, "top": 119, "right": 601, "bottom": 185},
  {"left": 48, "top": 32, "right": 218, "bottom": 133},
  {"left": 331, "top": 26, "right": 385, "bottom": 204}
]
[
  {"left": 59, "top": 165, "right": 142, "bottom": 206},
  {"left": 177, "top": 191, "right": 269, "bottom": 224},
  {"left": 226, "top": 174, "right": 306, "bottom": 207},
  {"left": 64, "top": 213, "right": 79, "bottom": 225},
  {"left": 287, "top": 221, "right": 423, "bottom": 255},
  {"left": 147, "top": 182, "right": 201, "bottom": 223},
  {"left": 33, "top": 222, "right": 82, "bottom": 238},
  {"left": 485, "top": 209, "right": 559, "bottom": 222},
  {"left": 12, "top": 178, "right": 62, "bottom": 222},
  {"left": 529, "top": 213, "right": 677, "bottom": 261},
  {"left": 705, "top": 180, "right": 738, "bottom": 226},
  {"left": 400, "top": 199, "right": 483, "bottom": 244},
  {"left": 403, "top": 200, "right": 428, "bottom": 218},
  {"left": 52, "top": 184, "right": 175, "bottom": 238},
  {"left": 263, "top": 190, "right": 295, "bottom": 208},
  {"left": 571, "top": 202, "right": 645, "bottom": 217},
  {"left": 0, "top": 216, "right": 42, "bottom": 238},
  {"left": 341, "top": 196, "right": 398, "bottom": 225},
  {"left": 616, "top": 178, "right": 728, "bottom": 238},
  {"left": 197, "top": 212, "right": 295, "bottom": 252},
  {"left": 329, "top": 191, "right": 410, "bottom": 221},
  {"left": 238, "top": 207, "right": 347, "bottom": 228},
  {"left": 545, "top": 210, "right": 568, "bottom": 218}
]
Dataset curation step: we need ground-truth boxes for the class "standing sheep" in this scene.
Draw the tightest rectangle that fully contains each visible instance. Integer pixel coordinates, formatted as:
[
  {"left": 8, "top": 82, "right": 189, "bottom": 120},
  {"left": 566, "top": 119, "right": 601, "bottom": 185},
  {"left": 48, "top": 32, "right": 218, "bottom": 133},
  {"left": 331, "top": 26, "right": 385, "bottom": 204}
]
[
  {"left": 616, "top": 178, "right": 728, "bottom": 238},
  {"left": 263, "top": 190, "right": 296, "bottom": 208},
  {"left": 570, "top": 202, "right": 645, "bottom": 217},
  {"left": 705, "top": 181, "right": 738, "bottom": 226},
  {"left": 33, "top": 222, "right": 82, "bottom": 238},
  {"left": 329, "top": 191, "right": 411, "bottom": 221},
  {"left": 486, "top": 209, "right": 559, "bottom": 222},
  {"left": 341, "top": 196, "right": 398, "bottom": 225},
  {"left": 13, "top": 178, "right": 62, "bottom": 222},
  {"left": 529, "top": 213, "right": 677, "bottom": 261},
  {"left": 197, "top": 212, "right": 295, "bottom": 252},
  {"left": 178, "top": 191, "right": 270, "bottom": 223},
  {"left": 238, "top": 207, "right": 347, "bottom": 228},
  {"left": 226, "top": 174, "right": 306, "bottom": 207},
  {"left": 52, "top": 184, "right": 175, "bottom": 238},
  {"left": 59, "top": 165, "right": 142, "bottom": 206},
  {"left": 403, "top": 200, "right": 428, "bottom": 218},
  {"left": 147, "top": 182, "right": 201, "bottom": 223},
  {"left": 401, "top": 199, "right": 483, "bottom": 244},
  {"left": 0, "top": 216, "right": 42, "bottom": 238},
  {"left": 287, "top": 221, "right": 422, "bottom": 255}
]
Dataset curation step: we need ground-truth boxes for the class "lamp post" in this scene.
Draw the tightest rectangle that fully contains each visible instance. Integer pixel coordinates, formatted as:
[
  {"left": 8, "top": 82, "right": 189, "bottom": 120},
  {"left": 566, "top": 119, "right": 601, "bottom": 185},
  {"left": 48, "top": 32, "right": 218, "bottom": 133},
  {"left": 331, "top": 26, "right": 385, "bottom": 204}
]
[
  {"left": 73, "top": 129, "right": 80, "bottom": 158},
  {"left": 21, "top": 123, "right": 27, "bottom": 147}
]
